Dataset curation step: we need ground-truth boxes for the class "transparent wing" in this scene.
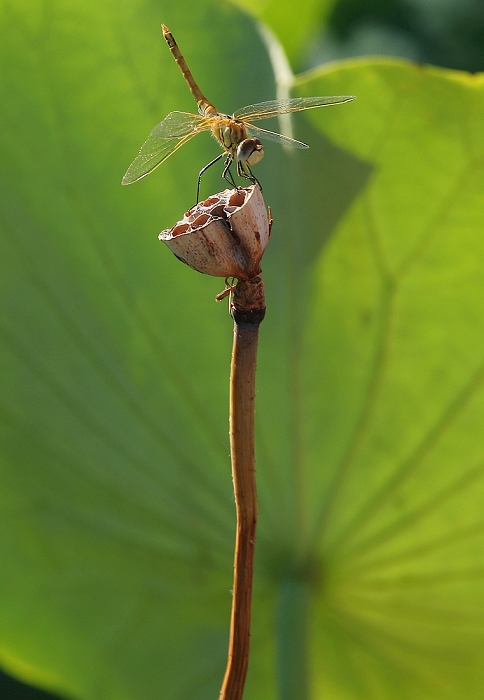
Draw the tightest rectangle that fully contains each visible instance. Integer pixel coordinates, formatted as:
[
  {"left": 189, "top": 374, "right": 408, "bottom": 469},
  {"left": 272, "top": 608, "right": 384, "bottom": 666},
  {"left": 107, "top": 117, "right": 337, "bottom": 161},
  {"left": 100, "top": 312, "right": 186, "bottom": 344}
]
[
  {"left": 234, "top": 95, "right": 356, "bottom": 122},
  {"left": 149, "top": 111, "right": 207, "bottom": 138},
  {"left": 246, "top": 124, "right": 309, "bottom": 149},
  {"left": 122, "top": 111, "right": 209, "bottom": 185}
]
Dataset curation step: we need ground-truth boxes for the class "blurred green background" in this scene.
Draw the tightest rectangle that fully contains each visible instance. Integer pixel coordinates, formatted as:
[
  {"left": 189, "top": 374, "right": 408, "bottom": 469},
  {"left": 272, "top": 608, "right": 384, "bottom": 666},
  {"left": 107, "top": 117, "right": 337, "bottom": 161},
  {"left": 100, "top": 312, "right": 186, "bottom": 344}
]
[
  {"left": 307, "top": 0, "right": 484, "bottom": 72},
  {"left": 1, "top": 0, "right": 483, "bottom": 698}
]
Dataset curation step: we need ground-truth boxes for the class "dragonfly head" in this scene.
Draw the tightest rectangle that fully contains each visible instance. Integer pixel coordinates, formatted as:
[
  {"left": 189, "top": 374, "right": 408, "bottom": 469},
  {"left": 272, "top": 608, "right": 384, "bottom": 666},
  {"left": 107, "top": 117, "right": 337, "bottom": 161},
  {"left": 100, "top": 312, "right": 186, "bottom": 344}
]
[{"left": 237, "top": 138, "right": 264, "bottom": 166}]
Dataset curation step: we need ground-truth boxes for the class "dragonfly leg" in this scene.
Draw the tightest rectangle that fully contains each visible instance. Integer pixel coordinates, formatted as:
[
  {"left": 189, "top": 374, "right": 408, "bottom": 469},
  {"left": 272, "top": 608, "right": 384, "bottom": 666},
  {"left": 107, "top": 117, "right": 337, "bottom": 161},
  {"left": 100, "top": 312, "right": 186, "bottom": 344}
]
[
  {"left": 197, "top": 152, "right": 225, "bottom": 203},
  {"left": 221, "top": 154, "right": 237, "bottom": 189},
  {"left": 237, "top": 160, "right": 263, "bottom": 193}
]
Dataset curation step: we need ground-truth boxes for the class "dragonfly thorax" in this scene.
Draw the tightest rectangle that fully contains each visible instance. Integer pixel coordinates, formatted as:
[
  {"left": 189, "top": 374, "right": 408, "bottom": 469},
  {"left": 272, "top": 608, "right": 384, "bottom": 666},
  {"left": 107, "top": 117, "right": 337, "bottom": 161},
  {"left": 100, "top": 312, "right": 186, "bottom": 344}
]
[{"left": 212, "top": 117, "right": 249, "bottom": 155}]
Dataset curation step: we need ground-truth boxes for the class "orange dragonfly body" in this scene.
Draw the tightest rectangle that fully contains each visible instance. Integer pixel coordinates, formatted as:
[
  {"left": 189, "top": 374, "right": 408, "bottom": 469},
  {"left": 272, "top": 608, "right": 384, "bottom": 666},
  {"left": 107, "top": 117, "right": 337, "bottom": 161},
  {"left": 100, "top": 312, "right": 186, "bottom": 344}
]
[{"left": 122, "top": 24, "right": 355, "bottom": 200}]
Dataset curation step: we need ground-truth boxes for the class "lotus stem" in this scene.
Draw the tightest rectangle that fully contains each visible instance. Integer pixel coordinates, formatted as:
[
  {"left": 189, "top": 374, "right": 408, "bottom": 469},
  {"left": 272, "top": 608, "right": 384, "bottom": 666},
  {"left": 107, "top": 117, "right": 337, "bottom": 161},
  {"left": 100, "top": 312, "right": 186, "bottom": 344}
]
[{"left": 219, "top": 276, "right": 266, "bottom": 700}]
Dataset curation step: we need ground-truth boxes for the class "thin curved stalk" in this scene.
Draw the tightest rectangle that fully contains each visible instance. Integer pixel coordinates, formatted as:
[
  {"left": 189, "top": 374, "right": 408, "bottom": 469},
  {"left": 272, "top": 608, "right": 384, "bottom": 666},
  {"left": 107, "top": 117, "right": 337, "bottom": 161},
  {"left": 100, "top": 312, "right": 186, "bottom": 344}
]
[{"left": 219, "top": 277, "right": 265, "bottom": 700}]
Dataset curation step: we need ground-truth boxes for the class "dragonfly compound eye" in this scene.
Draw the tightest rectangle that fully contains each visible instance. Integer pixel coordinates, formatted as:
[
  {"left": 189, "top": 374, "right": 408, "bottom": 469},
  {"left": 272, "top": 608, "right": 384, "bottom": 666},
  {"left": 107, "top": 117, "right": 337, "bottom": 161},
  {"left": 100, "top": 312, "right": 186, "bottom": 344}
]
[{"left": 237, "top": 138, "right": 264, "bottom": 165}]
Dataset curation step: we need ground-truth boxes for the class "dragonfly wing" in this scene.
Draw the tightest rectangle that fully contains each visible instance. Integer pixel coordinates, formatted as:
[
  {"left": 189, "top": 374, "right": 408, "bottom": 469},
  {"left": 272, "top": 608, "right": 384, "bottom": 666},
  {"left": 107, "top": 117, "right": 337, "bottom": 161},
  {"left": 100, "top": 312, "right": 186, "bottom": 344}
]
[
  {"left": 149, "top": 111, "right": 206, "bottom": 138},
  {"left": 234, "top": 96, "right": 356, "bottom": 122},
  {"left": 122, "top": 111, "right": 208, "bottom": 185},
  {"left": 246, "top": 124, "right": 309, "bottom": 149}
]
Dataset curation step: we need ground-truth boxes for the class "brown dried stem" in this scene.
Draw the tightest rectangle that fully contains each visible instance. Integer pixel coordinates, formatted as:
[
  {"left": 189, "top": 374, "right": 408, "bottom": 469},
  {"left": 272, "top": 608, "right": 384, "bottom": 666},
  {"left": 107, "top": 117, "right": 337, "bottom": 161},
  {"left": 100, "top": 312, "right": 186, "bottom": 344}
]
[{"left": 219, "top": 276, "right": 266, "bottom": 700}]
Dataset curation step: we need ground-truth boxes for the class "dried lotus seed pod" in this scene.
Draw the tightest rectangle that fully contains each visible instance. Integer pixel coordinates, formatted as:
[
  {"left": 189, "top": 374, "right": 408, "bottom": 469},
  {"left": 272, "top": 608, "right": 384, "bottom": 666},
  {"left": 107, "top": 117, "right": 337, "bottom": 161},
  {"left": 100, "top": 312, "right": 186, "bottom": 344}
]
[{"left": 159, "top": 185, "right": 270, "bottom": 279}]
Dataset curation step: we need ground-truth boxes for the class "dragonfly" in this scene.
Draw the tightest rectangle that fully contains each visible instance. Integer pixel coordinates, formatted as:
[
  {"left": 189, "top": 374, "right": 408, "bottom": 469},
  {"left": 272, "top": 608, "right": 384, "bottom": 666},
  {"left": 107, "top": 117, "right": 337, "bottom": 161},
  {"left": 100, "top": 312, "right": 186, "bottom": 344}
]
[{"left": 122, "top": 24, "right": 356, "bottom": 201}]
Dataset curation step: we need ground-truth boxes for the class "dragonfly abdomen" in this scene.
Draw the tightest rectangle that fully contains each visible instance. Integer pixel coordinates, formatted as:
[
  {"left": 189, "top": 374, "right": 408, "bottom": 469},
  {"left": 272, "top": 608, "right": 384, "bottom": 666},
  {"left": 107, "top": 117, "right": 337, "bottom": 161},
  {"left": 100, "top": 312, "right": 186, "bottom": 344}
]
[{"left": 162, "top": 24, "right": 216, "bottom": 116}]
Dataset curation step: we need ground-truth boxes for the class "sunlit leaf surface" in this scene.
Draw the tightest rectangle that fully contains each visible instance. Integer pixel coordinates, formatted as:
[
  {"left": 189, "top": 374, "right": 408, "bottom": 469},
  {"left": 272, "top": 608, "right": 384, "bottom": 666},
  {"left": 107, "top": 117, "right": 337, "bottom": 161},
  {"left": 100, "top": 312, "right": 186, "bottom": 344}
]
[{"left": 291, "top": 59, "right": 484, "bottom": 699}]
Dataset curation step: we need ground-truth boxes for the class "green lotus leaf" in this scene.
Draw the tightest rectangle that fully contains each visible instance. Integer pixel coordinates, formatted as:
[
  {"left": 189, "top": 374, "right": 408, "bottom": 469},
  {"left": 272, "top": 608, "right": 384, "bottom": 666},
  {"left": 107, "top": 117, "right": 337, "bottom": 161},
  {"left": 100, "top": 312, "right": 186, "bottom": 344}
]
[{"left": 1, "top": 0, "right": 483, "bottom": 699}]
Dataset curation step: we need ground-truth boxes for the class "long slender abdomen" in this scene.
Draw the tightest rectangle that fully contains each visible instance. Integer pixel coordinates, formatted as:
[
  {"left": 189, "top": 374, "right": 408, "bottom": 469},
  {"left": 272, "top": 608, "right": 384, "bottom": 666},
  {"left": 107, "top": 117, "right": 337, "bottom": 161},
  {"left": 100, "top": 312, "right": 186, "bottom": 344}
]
[{"left": 162, "top": 24, "right": 217, "bottom": 116}]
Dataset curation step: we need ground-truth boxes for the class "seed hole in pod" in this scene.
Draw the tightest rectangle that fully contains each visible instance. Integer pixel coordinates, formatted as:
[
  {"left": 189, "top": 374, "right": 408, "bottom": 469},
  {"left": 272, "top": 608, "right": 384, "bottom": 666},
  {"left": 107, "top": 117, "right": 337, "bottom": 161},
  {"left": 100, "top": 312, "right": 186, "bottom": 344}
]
[
  {"left": 172, "top": 223, "right": 190, "bottom": 237},
  {"left": 210, "top": 205, "right": 226, "bottom": 219},
  {"left": 203, "top": 196, "right": 220, "bottom": 206},
  {"left": 192, "top": 213, "right": 210, "bottom": 229},
  {"left": 228, "top": 192, "right": 245, "bottom": 207}
]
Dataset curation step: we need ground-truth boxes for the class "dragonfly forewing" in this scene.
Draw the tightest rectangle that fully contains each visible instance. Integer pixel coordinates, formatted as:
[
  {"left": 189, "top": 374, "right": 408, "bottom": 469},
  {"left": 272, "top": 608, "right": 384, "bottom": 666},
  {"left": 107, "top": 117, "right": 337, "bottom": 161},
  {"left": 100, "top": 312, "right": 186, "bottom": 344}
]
[
  {"left": 235, "top": 95, "right": 356, "bottom": 122},
  {"left": 122, "top": 111, "right": 209, "bottom": 185},
  {"left": 150, "top": 111, "right": 206, "bottom": 137}
]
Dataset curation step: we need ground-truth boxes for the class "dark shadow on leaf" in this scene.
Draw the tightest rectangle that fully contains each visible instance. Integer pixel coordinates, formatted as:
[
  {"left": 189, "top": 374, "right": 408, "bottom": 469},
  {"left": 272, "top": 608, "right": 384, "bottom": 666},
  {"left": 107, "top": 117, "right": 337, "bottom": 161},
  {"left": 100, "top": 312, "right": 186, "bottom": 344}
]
[
  {"left": 261, "top": 117, "right": 372, "bottom": 301},
  {"left": 297, "top": 118, "right": 373, "bottom": 270},
  {"left": 0, "top": 670, "right": 64, "bottom": 700}
]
